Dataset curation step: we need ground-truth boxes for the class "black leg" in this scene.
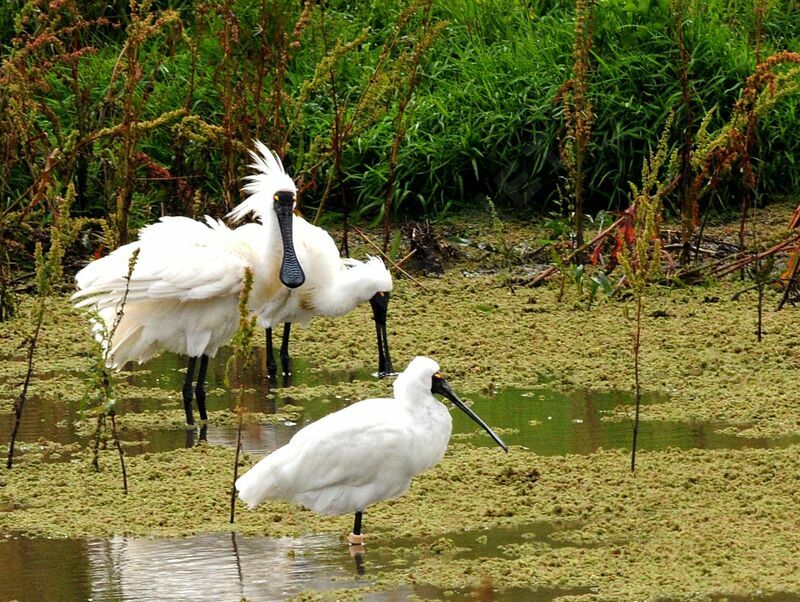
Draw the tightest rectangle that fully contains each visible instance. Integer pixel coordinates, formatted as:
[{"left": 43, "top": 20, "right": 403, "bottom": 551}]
[
  {"left": 266, "top": 328, "right": 277, "bottom": 380},
  {"left": 195, "top": 354, "right": 209, "bottom": 421},
  {"left": 183, "top": 356, "right": 197, "bottom": 425},
  {"left": 351, "top": 549, "right": 365, "bottom": 575},
  {"left": 379, "top": 316, "right": 393, "bottom": 376},
  {"left": 280, "top": 322, "right": 292, "bottom": 376},
  {"left": 369, "top": 292, "right": 393, "bottom": 377},
  {"left": 348, "top": 510, "right": 365, "bottom": 547}
]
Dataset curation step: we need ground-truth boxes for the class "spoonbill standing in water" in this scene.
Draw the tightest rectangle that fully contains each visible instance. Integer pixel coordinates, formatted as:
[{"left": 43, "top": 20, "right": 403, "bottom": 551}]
[
  {"left": 235, "top": 356, "right": 508, "bottom": 544},
  {"left": 227, "top": 142, "right": 394, "bottom": 381},
  {"left": 73, "top": 142, "right": 394, "bottom": 424}
]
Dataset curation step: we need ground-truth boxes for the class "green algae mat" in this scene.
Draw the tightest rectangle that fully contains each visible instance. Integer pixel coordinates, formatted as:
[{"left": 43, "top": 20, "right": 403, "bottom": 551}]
[{"left": 2, "top": 217, "right": 800, "bottom": 600}]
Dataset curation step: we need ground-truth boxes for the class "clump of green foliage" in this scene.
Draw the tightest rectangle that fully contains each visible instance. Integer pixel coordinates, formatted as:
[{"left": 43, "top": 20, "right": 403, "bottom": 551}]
[{"left": 1, "top": 0, "right": 799, "bottom": 313}]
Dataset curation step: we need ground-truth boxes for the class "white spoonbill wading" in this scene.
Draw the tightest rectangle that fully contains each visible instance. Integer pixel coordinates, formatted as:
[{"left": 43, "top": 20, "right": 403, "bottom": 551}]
[
  {"left": 72, "top": 142, "right": 394, "bottom": 425},
  {"left": 227, "top": 142, "right": 394, "bottom": 381},
  {"left": 235, "top": 356, "right": 508, "bottom": 544}
]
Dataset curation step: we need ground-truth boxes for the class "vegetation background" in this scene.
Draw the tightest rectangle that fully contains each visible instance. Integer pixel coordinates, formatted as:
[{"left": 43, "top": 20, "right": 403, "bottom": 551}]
[{"left": 1, "top": 0, "right": 800, "bottom": 315}]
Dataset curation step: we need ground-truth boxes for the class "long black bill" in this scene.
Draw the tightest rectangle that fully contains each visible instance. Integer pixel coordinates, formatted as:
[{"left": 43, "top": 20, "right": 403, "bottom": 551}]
[
  {"left": 369, "top": 292, "right": 394, "bottom": 377},
  {"left": 274, "top": 191, "right": 305, "bottom": 289},
  {"left": 432, "top": 373, "right": 508, "bottom": 452}
]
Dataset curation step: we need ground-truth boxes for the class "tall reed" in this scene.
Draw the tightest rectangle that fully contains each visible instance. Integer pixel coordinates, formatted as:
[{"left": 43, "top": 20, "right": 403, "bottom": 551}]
[
  {"left": 671, "top": 0, "right": 696, "bottom": 266},
  {"left": 228, "top": 268, "right": 256, "bottom": 524},
  {"left": 86, "top": 247, "right": 139, "bottom": 493},
  {"left": 7, "top": 183, "right": 82, "bottom": 469}
]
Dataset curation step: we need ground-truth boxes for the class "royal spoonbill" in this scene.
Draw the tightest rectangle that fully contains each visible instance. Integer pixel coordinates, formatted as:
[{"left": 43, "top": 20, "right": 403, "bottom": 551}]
[
  {"left": 73, "top": 142, "right": 393, "bottom": 424},
  {"left": 235, "top": 356, "right": 508, "bottom": 544},
  {"left": 227, "top": 142, "right": 394, "bottom": 380}
]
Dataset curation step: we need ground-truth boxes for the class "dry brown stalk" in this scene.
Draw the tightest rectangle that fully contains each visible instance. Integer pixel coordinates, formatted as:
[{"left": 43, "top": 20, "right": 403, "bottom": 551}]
[{"left": 352, "top": 226, "right": 429, "bottom": 291}]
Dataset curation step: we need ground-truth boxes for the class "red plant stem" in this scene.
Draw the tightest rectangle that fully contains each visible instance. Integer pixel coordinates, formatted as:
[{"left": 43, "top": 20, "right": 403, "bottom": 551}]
[
  {"left": 674, "top": 0, "right": 696, "bottom": 265},
  {"left": 530, "top": 213, "right": 629, "bottom": 286}
]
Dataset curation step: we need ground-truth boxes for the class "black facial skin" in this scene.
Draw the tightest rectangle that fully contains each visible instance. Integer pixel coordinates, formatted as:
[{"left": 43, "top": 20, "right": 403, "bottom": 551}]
[
  {"left": 274, "top": 190, "right": 305, "bottom": 289},
  {"left": 431, "top": 372, "right": 508, "bottom": 452}
]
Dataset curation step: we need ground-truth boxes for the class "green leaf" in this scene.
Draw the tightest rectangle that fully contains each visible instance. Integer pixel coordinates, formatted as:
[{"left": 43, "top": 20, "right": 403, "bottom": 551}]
[{"left": 590, "top": 271, "right": 613, "bottom": 296}]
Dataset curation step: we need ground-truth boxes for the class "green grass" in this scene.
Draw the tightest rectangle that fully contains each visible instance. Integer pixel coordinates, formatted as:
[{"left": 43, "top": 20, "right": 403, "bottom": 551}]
[{"left": 1, "top": 0, "right": 799, "bottom": 228}]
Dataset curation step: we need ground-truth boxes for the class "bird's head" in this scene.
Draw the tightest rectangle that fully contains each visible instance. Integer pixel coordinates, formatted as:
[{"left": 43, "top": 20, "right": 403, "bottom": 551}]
[
  {"left": 227, "top": 141, "right": 299, "bottom": 225},
  {"left": 227, "top": 142, "right": 305, "bottom": 288},
  {"left": 397, "top": 356, "right": 508, "bottom": 452}
]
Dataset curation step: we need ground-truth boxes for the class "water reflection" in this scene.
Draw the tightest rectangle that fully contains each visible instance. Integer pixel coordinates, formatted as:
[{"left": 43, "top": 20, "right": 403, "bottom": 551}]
[
  {"left": 0, "top": 532, "right": 368, "bottom": 601},
  {"left": 5, "top": 361, "right": 800, "bottom": 464},
  {"left": 451, "top": 388, "right": 800, "bottom": 455},
  {"left": 0, "top": 530, "right": 596, "bottom": 602}
]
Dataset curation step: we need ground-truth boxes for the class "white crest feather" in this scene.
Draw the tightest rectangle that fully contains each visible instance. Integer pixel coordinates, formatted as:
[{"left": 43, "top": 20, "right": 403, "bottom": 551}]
[{"left": 228, "top": 141, "right": 297, "bottom": 224}]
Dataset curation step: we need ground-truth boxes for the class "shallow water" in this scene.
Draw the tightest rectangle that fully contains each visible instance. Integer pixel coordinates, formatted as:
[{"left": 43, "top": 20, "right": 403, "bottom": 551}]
[
  {"left": 4, "top": 349, "right": 796, "bottom": 463},
  {"left": 4, "top": 351, "right": 800, "bottom": 600},
  {"left": 0, "top": 528, "right": 599, "bottom": 601}
]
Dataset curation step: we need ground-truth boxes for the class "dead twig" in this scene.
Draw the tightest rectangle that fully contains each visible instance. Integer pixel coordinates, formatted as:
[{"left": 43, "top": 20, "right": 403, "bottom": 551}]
[
  {"left": 352, "top": 226, "right": 429, "bottom": 291},
  {"left": 394, "top": 248, "right": 417, "bottom": 269},
  {"left": 528, "top": 213, "right": 629, "bottom": 286}
]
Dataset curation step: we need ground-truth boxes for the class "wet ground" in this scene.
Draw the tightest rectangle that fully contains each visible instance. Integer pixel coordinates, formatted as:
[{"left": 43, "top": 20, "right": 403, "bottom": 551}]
[
  {"left": 3, "top": 210, "right": 800, "bottom": 600},
  {"left": 3, "top": 342, "right": 800, "bottom": 600},
  {"left": 4, "top": 348, "right": 797, "bottom": 465}
]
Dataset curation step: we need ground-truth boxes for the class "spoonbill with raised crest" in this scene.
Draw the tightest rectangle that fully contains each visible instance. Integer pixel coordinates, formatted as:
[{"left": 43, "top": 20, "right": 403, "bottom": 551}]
[{"left": 72, "top": 142, "right": 394, "bottom": 424}]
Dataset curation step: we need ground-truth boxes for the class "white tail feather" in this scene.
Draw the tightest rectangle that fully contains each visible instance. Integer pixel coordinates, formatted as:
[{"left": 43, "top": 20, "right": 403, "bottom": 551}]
[{"left": 235, "top": 445, "right": 295, "bottom": 509}]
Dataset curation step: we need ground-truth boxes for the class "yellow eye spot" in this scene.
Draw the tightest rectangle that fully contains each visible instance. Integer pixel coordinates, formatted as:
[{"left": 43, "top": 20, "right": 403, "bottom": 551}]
[
  {"left": 434, "top": 372, "right": 442, "bottom": 379},
  {"left": 274, "top": 194, "right": 280, "bottom": 201}
]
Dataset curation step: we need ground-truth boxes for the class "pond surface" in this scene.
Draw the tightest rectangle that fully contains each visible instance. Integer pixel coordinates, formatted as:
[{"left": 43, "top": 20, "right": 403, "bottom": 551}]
[
  {"left": 4, "top": 348, "right": 797, "bottom": 463},
  {"left": 0, "top": 524, "right": 599, "bottom": 601},
  {"left": 3, "top": 350, "right": 800, "bottom": 600}
]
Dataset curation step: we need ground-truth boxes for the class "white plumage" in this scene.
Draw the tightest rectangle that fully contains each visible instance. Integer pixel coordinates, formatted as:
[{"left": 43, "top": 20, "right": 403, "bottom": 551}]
[
  {"left": 72, "top": 141, "right": 394, "bottom": 423},
  {"left": 235, "top": 356, "right": 507, "bottom": 539},
  {"left": 228, "top": 142, "right": 394, "bottom": 379},
  {"left": 73, "top": 215, "right": 249, "bottom": 364}
]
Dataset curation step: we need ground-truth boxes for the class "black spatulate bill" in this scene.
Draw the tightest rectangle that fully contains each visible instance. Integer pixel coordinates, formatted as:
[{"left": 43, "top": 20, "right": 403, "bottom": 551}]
[
  {"left": 431, "top": 372, "right": 508, "bottom": 452},
  {"left": 274, "top": 190, "right": 305, "bottom": 289}
]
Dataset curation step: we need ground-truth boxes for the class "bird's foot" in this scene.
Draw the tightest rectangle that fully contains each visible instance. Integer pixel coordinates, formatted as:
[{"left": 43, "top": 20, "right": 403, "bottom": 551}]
[{"left": 348, "top": 533, "right": 365, "bottom": 546}]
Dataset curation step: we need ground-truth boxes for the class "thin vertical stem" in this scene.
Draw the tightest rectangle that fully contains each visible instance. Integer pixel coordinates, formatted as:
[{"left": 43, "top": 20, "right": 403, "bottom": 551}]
[
  {"left": 230, "top": 406, "right": 244, "bottom": 523},
  {"left": 6, "top": 301, "right": 45, "bottom": 469},
  {"left": 229, "top": 267, "right": 255, "bottom": 524},
  {"left": 672, "top": 0, "right": 696, "bottom": 266},
  {"left": 109, "top": 411, "right": 128, "bottom": 494},
  {"left": 92, "top": 412, "right": 106, "bottom": 472},
  {"left": 631, "top": 295, "right": 643, "bottom": 472}
]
